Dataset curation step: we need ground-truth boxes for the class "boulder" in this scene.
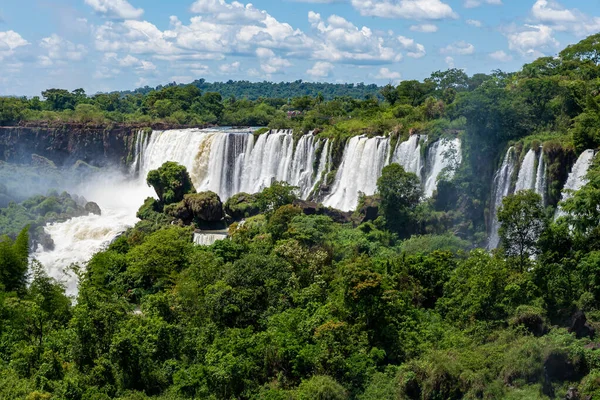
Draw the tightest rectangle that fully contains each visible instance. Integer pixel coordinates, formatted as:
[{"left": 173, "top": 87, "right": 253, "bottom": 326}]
[
  {"left": 85, "top": 201, "right": 102, "bottom": 216},
  {"left": 293, "top": 199, "right": 352, "bottom": 224},
  {"left": 184, "top": 191, "right": 224, "bottom": 222},
  {"left": 224, "top": 192, "right": 260, "bottom": 220},
  {"left": 569, "top": 310, "right": 595, "bottom": 339},
  {"left": 355, "top": 195, "right": 380, "bottom": 224}
]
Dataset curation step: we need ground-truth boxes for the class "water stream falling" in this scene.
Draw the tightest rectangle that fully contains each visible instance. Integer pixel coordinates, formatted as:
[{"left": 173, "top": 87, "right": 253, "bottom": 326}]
[
  {"left": 322, "top": 135, "right": 390, "bottom": 211},
  {"left": 392, "top": 134, "right": 423, "bottom": 177},
  {"left": 424, "top": 138, "right": 462, "bottom": 197},
  {"left": 488, "top": 147, "right": 517, "bottom": 249},
  {"left": 535, "top": 148, "right": 547, "bottom": 205},
  {"left": 555, "top": 149, "right": 595, "bottom": 218},
  {"left": 514, "top": 149, "right": 537, "bottom": 192}
]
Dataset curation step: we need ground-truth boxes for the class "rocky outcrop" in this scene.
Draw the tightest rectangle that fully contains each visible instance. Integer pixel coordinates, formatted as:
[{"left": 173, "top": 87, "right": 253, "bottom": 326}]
[
  {"left": 0, "top": 122, "right": 198, "bottom": 169},
  {"left": 293, "top": 199, "right": 352, "bottom": 224},
  {"left": 166, "top": 191, "right": 225, "bottom": 229},
  {"left": 85, "top": 202, "right": 102, "bottom": 216},
  {"left": 224, "top": 192, "right": 260, "bottom": 220}
]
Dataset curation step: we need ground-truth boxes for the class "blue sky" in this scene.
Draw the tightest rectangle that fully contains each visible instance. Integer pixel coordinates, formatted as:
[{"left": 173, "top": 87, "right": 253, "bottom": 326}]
[{"left": 0, "top": 0, "right": 599, "bottom": 96}]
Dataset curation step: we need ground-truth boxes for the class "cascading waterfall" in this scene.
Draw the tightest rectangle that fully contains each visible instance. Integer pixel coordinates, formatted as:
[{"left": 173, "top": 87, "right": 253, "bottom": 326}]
[
  {"left": 535, "top": 148, "right": 547, "bottom": 205},
  {"left": 130, "top": 129, "right": 149, "bottom": 175},
  {"left": 424, "top": 138, "right": 462, "bottom": 197},
  {"left": 138, "top": 128, "right": 328, "bottom": 201},
  {"left": 392, "top": 134, "right": 424, "bottom": 177},
  {"left": 193, "top": 231, "right": 228, "bottom": 246},
  {"left": 556, "top": 149, "right": 595, "bottom": 218},
  {"left": 323, "top": 135, "right": 390, "bottom": 212},
  {"left": 136, "top": 128, "right": 463, "bottom": 211},
  {"left": 514, "top": 149, "right": 537, "bottom": 192},
  {"left": 488, "top": 147, "right": 517, "bottom": 249}
]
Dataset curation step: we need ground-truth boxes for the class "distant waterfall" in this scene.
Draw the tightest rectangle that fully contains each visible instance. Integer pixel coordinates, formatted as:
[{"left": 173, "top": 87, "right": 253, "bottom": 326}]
[
  {"left": 556, "top": 149, "right": 595, "bottom": 218},
  {"left": 488, "top": 147, "right": 517, "bottom": 249},
  {"left": 138, "top": 128, "right": 326, "bottom": 201},
  {"left": 424, "top": 138, "right": 462, "bottom": 197},
  {"left": 193, "top": 231, "right": 228, "bottom": 246},
  {"left": 392, "top": 134, "right": 423, "bottom": 177},
  {"left": 515, "top": 149, "right": 536, "bottom": 192},
  {"left": 323, "top": 135, "right": 390, "bottom": 212},
  {"left": 137, "top": 128, "right": 462, "bottom": 212}
]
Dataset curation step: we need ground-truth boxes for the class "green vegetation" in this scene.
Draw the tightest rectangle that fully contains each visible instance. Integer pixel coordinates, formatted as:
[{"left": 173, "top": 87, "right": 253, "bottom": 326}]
[{"left": 3, "top": 32, "right": 600, "bottom": 399}]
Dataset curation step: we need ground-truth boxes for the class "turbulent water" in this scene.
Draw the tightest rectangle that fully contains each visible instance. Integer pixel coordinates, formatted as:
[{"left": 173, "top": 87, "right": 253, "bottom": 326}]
[
  {"left": 488, "top": 147, "right": 517, "bottom": 249},
  {"left": 33, "top": 175, "right": 153, "bottom": 295}
]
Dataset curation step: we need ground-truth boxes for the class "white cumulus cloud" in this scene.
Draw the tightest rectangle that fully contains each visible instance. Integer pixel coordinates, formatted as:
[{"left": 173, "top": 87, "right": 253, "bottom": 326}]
[
  {"left": 375, "top": 67, "right": 401, "bottom": 81},
  {"left": 0, "top": 30, "right": 29, "bottom": 61},
  {"left": 397, "top": 35, "right": 426, "bottom": 58},
  {"left": 489, "top": 50, "right": 512, "bottom": 62},
  {"left": 351, "top": 0, "right": 457, "bottom": 20},
  {"left": 466, "top": 19, "right": 482, "bottom": 28},
  {"left": 530, "top": 0, "right": 600, "bottom": 36},
  {"left": 441, "top": 41, "right": 475, "bottom": 55},
  {"left": 38, "top": 34, "right": 86, "bottom": 67},
  {"left": 84, "top": 0, "right": 144, "bottom": 19},
  {"left": 307, "top": 61, "right": 334, "bottom": 78},
  {"left": 506, "top": 24, "right": 559, "bottom": 57},
  {"left": 219, "top": 61, "right": 241, "bottom": 73}
]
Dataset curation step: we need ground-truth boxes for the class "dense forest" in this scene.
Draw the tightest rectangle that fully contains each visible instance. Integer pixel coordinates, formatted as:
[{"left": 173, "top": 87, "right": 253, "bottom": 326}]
[
  {"left": 120, "top": 79, "right": 382, "bottom": 101},
  {"left": 2, "top": 33, "right": 600, "bottom": 399}
]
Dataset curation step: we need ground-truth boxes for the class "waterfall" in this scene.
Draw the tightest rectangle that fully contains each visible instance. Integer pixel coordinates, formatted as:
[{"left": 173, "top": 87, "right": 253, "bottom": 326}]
[
  {"left": 130, "top": 129, "right": 148, "bottom": 175},
  {"left": 424, "top": 138, "right": 462, "bottom": 197},
  {"left": 488, "top": 147, "right": 517, "bottom": 249},
  {"left": 193, "top": 231, "right": 228, "bottom": 246},
  {"left": 514, "top": 149, "right": 537, "bottom": 192},
  {"left": 138, "top": 128, "right": 328, "bottom": 201},
  {"left": 392, "top": 135, "right": 424, "bottom": 177},
  {"left": 323, "top": 135, "right": 390, "bottom": 212},
  {"left": 556, "top": 149, "right": 595, "bottom": 218},
  {"left": 535, "top": 149, "right": 547, "bottom": 205}
]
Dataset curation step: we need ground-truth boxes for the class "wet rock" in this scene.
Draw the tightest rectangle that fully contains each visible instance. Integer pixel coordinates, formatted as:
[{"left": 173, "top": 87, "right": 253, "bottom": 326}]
[{"left": 85, "top": 201, "right": 102, "bottom": 216}]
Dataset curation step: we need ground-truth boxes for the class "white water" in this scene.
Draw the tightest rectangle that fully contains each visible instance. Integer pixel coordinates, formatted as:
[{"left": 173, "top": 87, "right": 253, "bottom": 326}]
[
  {"left": 392, "top": 134, "right": 423, "bottom": 177},
  {"left": 424, "top": 138, "right": 462, "bottom": 197},
  {"left": 139, "top": 128, "right": 326, "bottom": 201},
  {"left": 323, "top": 135, "right": 390, "bottom": 211},
  {"left": 488, "top": 147, "right": 517, "bottom": 249},
  {"left": 515, "top": 149, "right": 537, "bottom": 192},
  {"left": 556, "top": 149, "right": 595, "bottom": 218},
  {"left": 535, "top": 148, "right": 547, "bottom": 205},
  {"left": 33, "top": 175, "right": 152, "bottom": 296},
  {"left": 193, "top": 232, "right": 228, "bottom": 246}
]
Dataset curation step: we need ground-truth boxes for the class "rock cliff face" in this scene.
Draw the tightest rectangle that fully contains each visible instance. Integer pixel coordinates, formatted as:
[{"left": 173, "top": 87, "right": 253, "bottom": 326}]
[{"left": 0, "top": 122, "right": 184, "bottom": 169}]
